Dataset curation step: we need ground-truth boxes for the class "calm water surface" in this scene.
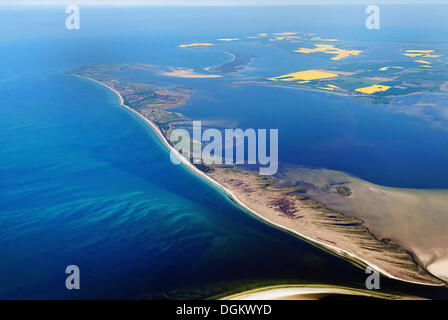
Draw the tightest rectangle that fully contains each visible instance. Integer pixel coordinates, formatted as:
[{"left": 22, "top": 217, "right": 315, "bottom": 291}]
[{"left": 1, "top": 6, "right": 447, "bottom": 299}]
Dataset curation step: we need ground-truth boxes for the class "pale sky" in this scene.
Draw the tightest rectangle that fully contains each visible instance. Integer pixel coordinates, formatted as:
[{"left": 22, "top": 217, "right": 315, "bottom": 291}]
[{"left": 0, "top": 0, "right": 447, "bottom": 6}]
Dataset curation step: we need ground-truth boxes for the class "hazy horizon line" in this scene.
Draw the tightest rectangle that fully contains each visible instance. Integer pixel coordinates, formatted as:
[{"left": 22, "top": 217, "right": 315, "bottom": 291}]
[{"left": 1, "top": 0, "right": 447, "bottom": 7}]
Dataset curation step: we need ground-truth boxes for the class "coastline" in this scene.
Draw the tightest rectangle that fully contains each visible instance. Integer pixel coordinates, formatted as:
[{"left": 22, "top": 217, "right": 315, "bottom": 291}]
[
  {"left": 72, "top": 74, "right": 444, "bottom": 287},
  {"left": 441, "top": 81, "right": 448, "bottom": 91},
  {"left": 204, "top": 51, "right": 236, "bottom": 72},
  {"left": 204, "top": 51, "right": 253, "bottom": 74},
  {"left": 240, "top": 81, "right": 435, "bottom": 103},
  {"left": 219, "top": 284, "right": 425, "bottom": 300},
  {"left": 280, "top": 166, "right": 448, "bottom": 284}
]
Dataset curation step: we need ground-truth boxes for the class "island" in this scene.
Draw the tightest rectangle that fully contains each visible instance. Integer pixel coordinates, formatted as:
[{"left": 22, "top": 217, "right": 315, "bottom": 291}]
[
  {"left": 180, "top": 31, "right": 448, "bottom": 104},
  {"left": 71, "top": 59, "right": 445, "bottom": 287}
]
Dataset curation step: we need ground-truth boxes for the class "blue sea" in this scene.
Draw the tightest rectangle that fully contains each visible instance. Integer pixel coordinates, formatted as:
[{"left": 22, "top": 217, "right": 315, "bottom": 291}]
[{"left": 1, "top": 6, "right": 447, "bottom": 299}]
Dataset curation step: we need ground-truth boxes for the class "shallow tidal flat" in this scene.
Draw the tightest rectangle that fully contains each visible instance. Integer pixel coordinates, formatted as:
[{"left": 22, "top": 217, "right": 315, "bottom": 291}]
[
  {"left": 275, "top": 166, "right": 448, "bottom": 284},
  {"left": 209, "top": 166, "right": 444, "bottom": 286}
]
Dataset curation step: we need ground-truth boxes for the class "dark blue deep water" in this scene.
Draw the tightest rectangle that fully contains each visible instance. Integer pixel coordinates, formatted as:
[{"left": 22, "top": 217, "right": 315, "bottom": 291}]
[{"left": 1, "top": 6, "right": 447, "bottom": 299}]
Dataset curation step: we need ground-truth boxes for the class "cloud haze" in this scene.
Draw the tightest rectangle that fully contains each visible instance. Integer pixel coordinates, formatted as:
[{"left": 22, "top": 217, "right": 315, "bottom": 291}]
[{"left": 0, "top": 0, "right": 447, "bottom": 6}]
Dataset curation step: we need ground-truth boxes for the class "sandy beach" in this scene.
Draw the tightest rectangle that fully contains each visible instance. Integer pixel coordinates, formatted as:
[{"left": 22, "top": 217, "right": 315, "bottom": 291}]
[
  {"left": 275, "top": 166, "right": 448, "bottom": 283},
  {"left": 160, "top": 67, "right": 222, "bottom": 78},
  {"left": 221, "top": 284, "right": 425, "bottom": 300},
  {"left": 208, "top": 167, "right": 443, "bottom": 286},
  {"left": 73, "top": 74, "right": 445, "bottom": 287}
]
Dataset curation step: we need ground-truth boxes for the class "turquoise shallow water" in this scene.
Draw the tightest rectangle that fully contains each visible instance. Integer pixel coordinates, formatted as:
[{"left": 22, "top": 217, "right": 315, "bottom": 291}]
[
  {"left": 0, "top": 6, "right": 447, "bottom": 299},
  {"left": 0, "top": 73, "right": 367, "bottom": 299},
  {"left": 2, "top": 73, "right": 447, "bottom": 299}
]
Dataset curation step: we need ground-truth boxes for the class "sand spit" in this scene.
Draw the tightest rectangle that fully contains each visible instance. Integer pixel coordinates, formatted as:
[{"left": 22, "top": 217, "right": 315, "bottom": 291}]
[
  {"left": 221, "top": 284, "right": 424, "bottom": 300},
  {"left": 73, "top": 74, "right": 445, "bottom": 287}
]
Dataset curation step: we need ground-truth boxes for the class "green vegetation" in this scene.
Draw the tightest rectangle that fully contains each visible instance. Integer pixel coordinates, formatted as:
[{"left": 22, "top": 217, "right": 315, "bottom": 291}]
[
  {"left": 336, "top": 186, "right": 352, "bottom": 197},
  {"left": 72, "top": 64, "right": 191, "bottom": 135},
  {"left": 264, "top": 52, "right": 447, "bottom": 103},
  {"left": 194, "top": 163, "right": 215, "bottom": 173},
  {"left": 208, "top": 52, "right": 254, "bottom": 73},
  {"left": 330, "top": 75, "right": 377, "bottom": 91}
]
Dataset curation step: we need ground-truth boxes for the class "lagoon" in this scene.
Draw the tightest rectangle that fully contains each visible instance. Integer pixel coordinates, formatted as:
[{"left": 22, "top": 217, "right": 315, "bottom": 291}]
[{"left": 1, "top": 6, "right": 447, "bottom": 299}]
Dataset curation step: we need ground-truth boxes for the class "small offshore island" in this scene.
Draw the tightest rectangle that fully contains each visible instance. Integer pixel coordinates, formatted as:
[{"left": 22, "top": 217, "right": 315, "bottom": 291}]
[
  {"left": 181, "top": 32, "right": 448, "bottom": 104},
  {"left": 4, "top": 3, "right": 448, "bottom": 301},
  {"left": 72, "top": 58, "right": 446, "bottom": 288}
]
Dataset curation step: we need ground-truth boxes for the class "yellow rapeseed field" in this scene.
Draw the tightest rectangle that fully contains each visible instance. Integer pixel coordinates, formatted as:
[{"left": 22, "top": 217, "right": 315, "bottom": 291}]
[
  {"left": 268, "top": 70, "right": 338, "bottom": 81},
  {"left": 405, "top": 50, "right": 434, "bottom": 53},
  {"left": 179, "top": 43, "right": 215, "bottom": 48},
  {"left": 414, "top": 60, "right": 431, "bottom": 64},
  {"left": 355, "top": 84, "right": 391, "bottom": 94},
  {"left": 318, "top": 86, "right": 334, "bottom": 91},
  {"left": 402, "top": 50, "right": 441, "bottom": 58},
  {"left": 217, "top": 38, "right": 240, "bottom": 41},
  {"left": 294, "top": 44, "right": 362, "bottom": 60},
  {"left": 273, "top": 32, "right": 297, "bottom": 36}
]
